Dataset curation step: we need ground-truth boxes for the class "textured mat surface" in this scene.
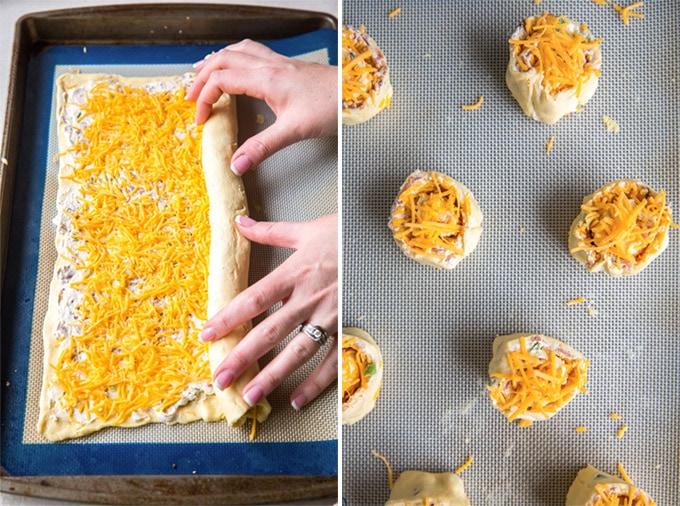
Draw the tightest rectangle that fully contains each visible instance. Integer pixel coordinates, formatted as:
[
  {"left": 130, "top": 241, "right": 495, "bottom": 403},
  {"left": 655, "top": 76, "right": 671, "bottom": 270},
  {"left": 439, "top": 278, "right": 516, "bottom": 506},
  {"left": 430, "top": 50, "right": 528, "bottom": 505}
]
[{"left": 341, "top": 1, "right": 678, "bottom": 504}]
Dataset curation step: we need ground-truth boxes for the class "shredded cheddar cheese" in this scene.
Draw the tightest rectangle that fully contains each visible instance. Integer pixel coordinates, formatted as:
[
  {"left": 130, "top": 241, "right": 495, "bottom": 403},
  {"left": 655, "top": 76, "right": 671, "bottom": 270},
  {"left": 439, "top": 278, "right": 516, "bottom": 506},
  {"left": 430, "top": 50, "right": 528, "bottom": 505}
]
[
  {"left": 575, "top": 426, "right": 587, "bottom": 432},
  {"left": 372, "top": 450, "right": 395, "bottom": 489},
  {"left": 488, "top": 336, "right": 589, "bottom": 424},
  {"left": 618, "top": 463, "right": 633, "bottom": 484},
  {"left": 602, "top": 115, "right": 620, "bottom": 132},
  {"left": 593, "top": 483, "right": 656, "bottom": 506},
  {"left": 510, "top": 12, "right": 602, "bottom": 97},
  {"left": 546, "top": 136, "right": 555, "bottom": 154},
  {"left": 342, "top": 26, "right": 390, "bottom": 112},
  {"left": 388, "top": 7, "right": 401, "bottom": 18},
  {"left": 571, "top": 180, "right": 673, "bottom": 272},
  {"left": 613, "top": 2, "right": 644, "bottom": 25},
  {"left": 249, "top": 406, "right": 258, "bottom": 441},
  {"left": 617, "top": 425, "right": 629, "bottom": 439},
  {"left": 342, "top": 337, "right": 374, "bottom": 405},
  {"left": 611, "top": 412, "right": 622, "bottom": 419},
  {"left": 455, "top": 455, "right": 474, "bottom": 474},
  {"left": 462, "top": 96, "right": 484, "bottom": 110},
  {"left": 53, "top": 80, "right": 212, "bottom": 426},
  {"left": 389, "top": 172, "right": 472, "bottom": 261},
  {"left": 567, "top": 297, "right": 587, "bottom": 305}
]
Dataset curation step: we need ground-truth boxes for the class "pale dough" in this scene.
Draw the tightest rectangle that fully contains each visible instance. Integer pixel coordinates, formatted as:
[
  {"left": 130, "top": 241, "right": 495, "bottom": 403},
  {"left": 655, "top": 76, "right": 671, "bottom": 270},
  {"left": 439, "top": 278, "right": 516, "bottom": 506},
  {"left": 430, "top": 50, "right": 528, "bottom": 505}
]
[
  {"left": 506, "top": 18, "right": 601, "bottom": 124},
  {"left": 38, "top": 73, "right": 269, "bottom": 441},
  {"left": 565, "top": 465, "right": 654, "bottom": 505},
  {"left": 342, "top": 327, "right": 383, "bottom": 425},
  {"left": 386, "top": 471, "right": 471, "bottom": 506}
]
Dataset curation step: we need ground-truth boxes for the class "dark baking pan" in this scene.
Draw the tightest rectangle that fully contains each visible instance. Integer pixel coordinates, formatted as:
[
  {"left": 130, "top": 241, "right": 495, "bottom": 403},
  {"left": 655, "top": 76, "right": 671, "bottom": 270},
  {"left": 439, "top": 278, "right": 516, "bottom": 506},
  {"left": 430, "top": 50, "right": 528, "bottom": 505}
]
[{"left": 0, "top": 3, "right": 337, "bottom": 504}]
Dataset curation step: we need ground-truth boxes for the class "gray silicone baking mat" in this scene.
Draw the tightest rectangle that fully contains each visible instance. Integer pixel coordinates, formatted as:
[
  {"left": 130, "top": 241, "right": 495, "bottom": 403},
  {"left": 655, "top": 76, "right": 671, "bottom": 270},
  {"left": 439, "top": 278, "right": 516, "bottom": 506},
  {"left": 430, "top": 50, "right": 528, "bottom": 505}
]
[{"left": 341, "top": 1, "right": 678, "bottom": 505}]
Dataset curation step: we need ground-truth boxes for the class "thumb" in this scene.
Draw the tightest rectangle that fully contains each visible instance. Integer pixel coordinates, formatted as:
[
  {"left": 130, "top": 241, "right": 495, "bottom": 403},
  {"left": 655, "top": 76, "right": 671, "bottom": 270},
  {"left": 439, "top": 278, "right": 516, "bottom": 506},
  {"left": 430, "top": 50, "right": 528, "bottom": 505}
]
[
  {"left": 230, "top": 121, "right": 299, "bottom": 176},
  {"left": 235, "top": 216, "right": 304, "bottom": 249}
]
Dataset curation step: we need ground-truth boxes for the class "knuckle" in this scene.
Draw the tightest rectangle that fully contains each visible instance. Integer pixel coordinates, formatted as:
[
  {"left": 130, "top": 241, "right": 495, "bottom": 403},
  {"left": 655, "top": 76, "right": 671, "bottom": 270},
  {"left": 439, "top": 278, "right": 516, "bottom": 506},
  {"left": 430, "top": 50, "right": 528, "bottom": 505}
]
[
  {"left": 257, "top": 321, "right": 282, "bottom": 348},
  {"left": 246, "top": 135, "right": 274, "bottom": 161},
  {"left": 228, "top": 349, "right": 250, "bottom": 372},
  {"left": 289, "top": 339, "right": 314, "bottom": 361},
  {"left": 261, "top": 368, "right": 283, "bottom": 389},
  {"left": 242, "top": 286, "right": 269, "bottom": 311}
]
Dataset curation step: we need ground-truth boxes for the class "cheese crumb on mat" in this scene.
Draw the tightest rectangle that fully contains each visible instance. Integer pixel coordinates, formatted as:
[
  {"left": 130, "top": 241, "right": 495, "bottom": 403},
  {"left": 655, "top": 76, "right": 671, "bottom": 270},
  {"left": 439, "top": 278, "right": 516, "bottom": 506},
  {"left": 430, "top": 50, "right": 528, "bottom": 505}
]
[
  {"left": 567, "top": 297, "right": 587, "bottom": 305},
  {"left": 388, "top": 7, "right": 401, "bottom": 18},
  {"left": 462, "top": 96, "right": 484, "bottom": 110},
  {"left": 617, "top": 425, "right": 629, "bottom": 439},
  {"left": 372, "top": 450, "right": 395, "bottom": 489},
  {"left": 575, "top": 426, "right": 587, "bottom": 432},
  {"left": 546, "top": 135, "right": 555, "bottom": 154},
  {"left": 610, "top": 412, "right": 622, "bottom": 419},
  {"left": 455, "top": 455, "right": 474, "bottom": 474},
  {"left": 617, "top": 462, "right": 633, "bottom": 484},
  {"left": 602, "top": 115, "right": 620, "bottom": 132}
]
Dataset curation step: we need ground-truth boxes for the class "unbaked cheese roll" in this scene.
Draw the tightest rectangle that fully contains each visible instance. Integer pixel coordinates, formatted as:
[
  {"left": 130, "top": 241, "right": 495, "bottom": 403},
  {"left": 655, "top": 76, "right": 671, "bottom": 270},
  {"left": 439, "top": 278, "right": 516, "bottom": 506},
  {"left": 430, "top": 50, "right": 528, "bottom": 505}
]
[
  {"left": 569, "top": 179, "right": 674, "bottom": 277},
  {"left": 342, "top": 327, "right": 383, "bottom": 425},
  {"left": 386, "top": 471, "right": 471, "bottom": 506},
  {"left": 506, "top": 12, "right": 602, "bottom": 124},
  {"left": 566, "top": 465, "right": 656, "bottom": 506},
  {"left": 488, "top": 333, "right": 589, "bottom": 426},
  {"left": 388, "top": 171, "right": 483, "bottom": 269},
  {"left": 342, "top": 24, "right": 393, "bottom": 125}
]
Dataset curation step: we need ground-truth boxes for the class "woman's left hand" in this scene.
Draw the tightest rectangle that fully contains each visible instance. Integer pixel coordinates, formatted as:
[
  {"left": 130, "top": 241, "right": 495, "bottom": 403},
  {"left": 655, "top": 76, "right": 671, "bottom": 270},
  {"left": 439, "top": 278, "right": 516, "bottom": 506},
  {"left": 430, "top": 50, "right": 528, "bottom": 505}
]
[{"left": 200, "top": 213, "right": 338, "bottom": 410}]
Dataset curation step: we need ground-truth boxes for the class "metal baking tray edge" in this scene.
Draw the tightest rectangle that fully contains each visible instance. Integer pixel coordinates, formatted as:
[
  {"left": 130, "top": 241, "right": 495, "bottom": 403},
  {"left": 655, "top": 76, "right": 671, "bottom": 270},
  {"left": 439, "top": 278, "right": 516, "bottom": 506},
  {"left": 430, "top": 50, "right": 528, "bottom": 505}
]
[{"left": 0, "top": 3, "right": 337, "bottom": 504}]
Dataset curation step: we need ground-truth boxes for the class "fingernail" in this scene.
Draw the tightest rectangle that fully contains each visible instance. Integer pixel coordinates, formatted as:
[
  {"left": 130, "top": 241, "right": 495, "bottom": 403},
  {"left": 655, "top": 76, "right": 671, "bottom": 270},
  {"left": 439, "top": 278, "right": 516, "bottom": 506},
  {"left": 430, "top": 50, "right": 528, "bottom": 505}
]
[
  {"left": 243, "top": 386, "right": 263, "bottom": 407},
  {"left": 235, "top": 215, "right": 257, "bottom": 227},
  {"left": 192, "top": 60, "right": 203, "bottom": 69},
  {"left": 291, "top": 394, "right": 307, "bottom": 411},
  {"left": 199, "top": 327, "right": 216, "bottom": 342},
  {"left": 215, "top": 369, "right": 234, "bottom": 390},
  {"left": 230, "top": 154, "right": 252, "bottom": 175}
]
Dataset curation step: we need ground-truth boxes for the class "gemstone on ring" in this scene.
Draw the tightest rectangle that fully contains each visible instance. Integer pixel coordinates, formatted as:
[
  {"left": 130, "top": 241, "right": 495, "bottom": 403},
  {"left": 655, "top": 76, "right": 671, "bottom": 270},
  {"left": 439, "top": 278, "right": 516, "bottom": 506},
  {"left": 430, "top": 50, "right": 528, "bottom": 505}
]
[{"left": 300, "top": 324, "right": 329, "bottom": 346}]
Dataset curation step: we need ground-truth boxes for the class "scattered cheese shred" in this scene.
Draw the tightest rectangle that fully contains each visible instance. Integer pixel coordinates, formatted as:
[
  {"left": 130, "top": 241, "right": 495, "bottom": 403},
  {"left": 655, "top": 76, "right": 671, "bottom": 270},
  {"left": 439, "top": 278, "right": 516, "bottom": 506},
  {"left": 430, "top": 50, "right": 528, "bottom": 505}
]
[
  {"left": 518, "top": 419, "right": 533, "bottom": 427},
  {"left": 455, "top": 454, "right": 474, "bottom": 474},
  {"left": 571, "top": 180, "right": 674, "bottom": 272},
  {"left": 617, "top": 425, "right": 629, "bottom": 439},
  {"left": 546, "top": 136, "right": 555, "bottom": 154},
  {"left": 372, "top": 450, "right": 395, "bottom": 489},
  {"left": 618, "top": 462, "right": 633, "bottom": 484},
  {"left": 575, "top": 426, "right": 587, "bottom": 432},
  {"left": 488, "top": 337, "right": 589, "bottom": 424},
  {"left": 567, "top": 297, "right": 587, "bottom": 305},
  {"left": 602, "top": 115, "right": 620, "bottom": 132},
  {"left": 388, "top": 7, "right": 401, "bottom": 18},
  {"left": 613, "top": 2, "right": 645, "bottom": 25},
  {"left": 611, "top": 412, "right": 622, "bottom": 419},
  {"left": 54, "top": 80, "right": 212, "bottom": 426},
  {"left": 249, "top": 405, "right": 258, "bottom": 441},
  {"left": 462, "top": 96, "right": 484, "bottom": 110},
  {"left": 510, "top": 12, "right": 602, "bottom": 97},
  {"left": 591, "top": 0, "right": 608, "bottom": 5}
]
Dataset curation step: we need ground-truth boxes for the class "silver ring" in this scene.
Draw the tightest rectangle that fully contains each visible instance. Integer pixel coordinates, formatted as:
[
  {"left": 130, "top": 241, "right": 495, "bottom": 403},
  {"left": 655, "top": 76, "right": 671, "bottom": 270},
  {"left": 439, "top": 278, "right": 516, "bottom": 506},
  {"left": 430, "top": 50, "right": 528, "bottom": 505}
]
[{"left": 300, "top": 324, "right": 329, "bottom": 347}]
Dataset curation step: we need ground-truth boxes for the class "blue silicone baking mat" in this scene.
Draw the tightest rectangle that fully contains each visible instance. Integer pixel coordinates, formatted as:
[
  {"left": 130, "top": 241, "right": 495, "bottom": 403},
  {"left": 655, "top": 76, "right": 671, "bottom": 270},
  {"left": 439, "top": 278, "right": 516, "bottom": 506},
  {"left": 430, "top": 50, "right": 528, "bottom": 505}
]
[
  {"left": 342, "top": 1, "right": 678, "bottom": 505},
  {"left": 1, "top": 28, "right": 337, "bottom": 477}
]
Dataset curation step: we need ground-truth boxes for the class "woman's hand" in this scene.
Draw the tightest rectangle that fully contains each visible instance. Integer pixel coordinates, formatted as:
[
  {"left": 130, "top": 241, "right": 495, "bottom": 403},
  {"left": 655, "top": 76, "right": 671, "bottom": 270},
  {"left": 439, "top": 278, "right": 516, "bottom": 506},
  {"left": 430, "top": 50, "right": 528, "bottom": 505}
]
[
  {"left": 186, "top": 39, "right": 338, "bottom": 175},
  {"left": 200, "top": 214, "right": 338, "bottom": 410}
]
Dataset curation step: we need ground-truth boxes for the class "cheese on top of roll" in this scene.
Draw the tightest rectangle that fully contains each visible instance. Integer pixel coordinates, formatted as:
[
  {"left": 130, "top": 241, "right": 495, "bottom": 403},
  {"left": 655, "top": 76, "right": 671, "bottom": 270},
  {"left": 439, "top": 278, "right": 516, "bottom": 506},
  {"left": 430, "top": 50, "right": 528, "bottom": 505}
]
[
  {"left": 488, "top": 333, "right": 589, "bottom": 426},
  {"left": 342, "top": 25, "right": 393, "bottom": 125},
  {"left": 566, "top": 465, "right": 656, "bottom": 506},
  {"left": 506, "top": 12, "right": 602, "bottom": 123},
  {"left": 342, "top": 327, "right": 383, "bottom": 425},
  {"left": 388, "top": 171, "right": 483, "bottom": 270},
  {"left": 569, "top": 179, "right": 674, "bottom": 277}
]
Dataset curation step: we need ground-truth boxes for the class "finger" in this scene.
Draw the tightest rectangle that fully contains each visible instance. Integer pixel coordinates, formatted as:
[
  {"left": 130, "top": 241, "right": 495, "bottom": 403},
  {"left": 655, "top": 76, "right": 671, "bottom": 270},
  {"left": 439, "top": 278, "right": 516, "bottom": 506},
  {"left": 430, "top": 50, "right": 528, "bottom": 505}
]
[
  {"left": 221, "top": 39, "right": 279, "bottom": 59},
  {"left": 234, "top": 216, "right": 307, "bottom": 249},
  {"left": 229, "top": 120, "right": 300, "bottom": 174},
  {"left": 212, "top": 308, "right": 305, "bottom": 391},
  {"left": 240, "top": 328, "right": 322, "bottom": 406},
  {"left": 200, "top": 267, "right": 293, "bottom": 342},
  {"left": 290, "top": 339, "right": 339, "bottom": 410},
  {"left": 192, "top": 68, "right": 270, "bottom": 124}
]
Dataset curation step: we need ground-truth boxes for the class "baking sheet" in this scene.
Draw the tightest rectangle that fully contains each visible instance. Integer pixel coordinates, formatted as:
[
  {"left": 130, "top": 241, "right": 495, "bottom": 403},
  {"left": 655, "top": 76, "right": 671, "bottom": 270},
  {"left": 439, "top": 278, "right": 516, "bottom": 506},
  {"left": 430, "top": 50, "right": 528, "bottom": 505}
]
[
  {"left": 1, "top": 29, "right": 337, "bottom": 478},
  {"left": 341, "top": 1, "right": 678, "bottom": 505}
]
